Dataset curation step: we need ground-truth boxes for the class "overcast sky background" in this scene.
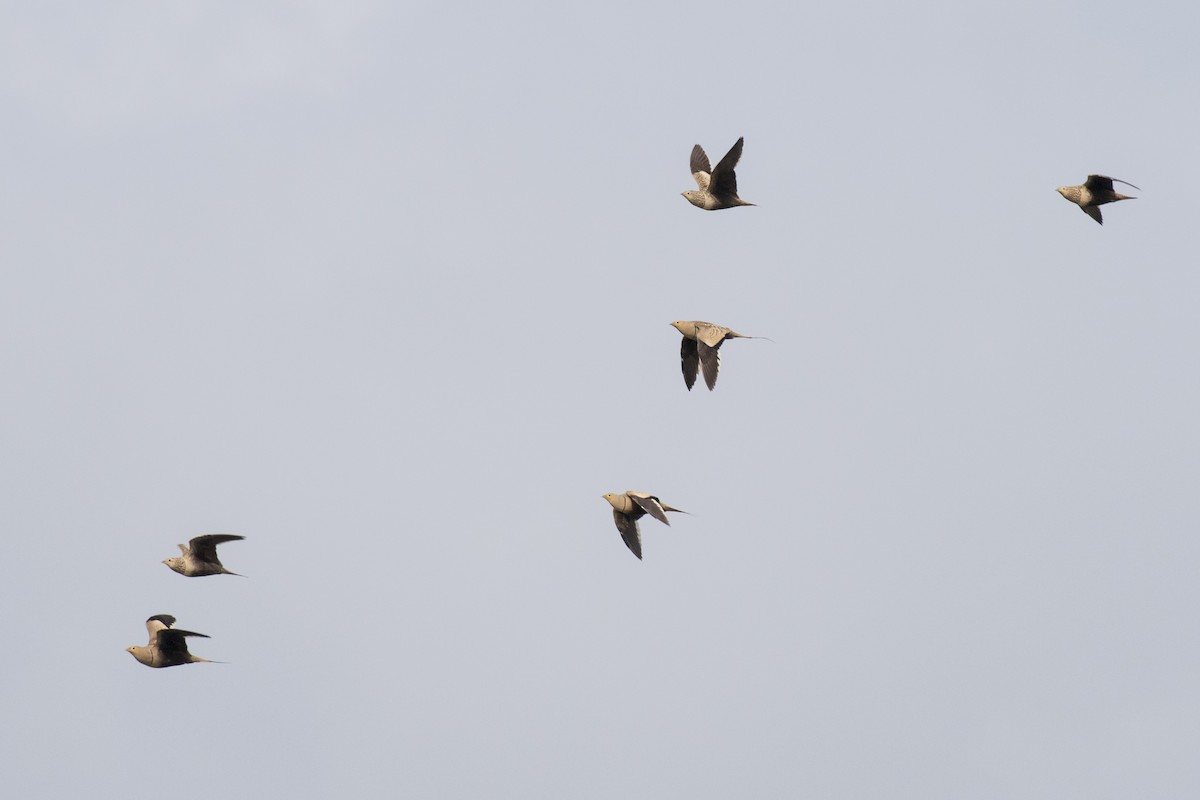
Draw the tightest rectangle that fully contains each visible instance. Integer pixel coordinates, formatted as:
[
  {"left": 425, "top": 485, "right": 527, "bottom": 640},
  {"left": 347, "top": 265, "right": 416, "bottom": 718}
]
[{"left": 2, "top": 2, "right": 1199, "bottom": 798}]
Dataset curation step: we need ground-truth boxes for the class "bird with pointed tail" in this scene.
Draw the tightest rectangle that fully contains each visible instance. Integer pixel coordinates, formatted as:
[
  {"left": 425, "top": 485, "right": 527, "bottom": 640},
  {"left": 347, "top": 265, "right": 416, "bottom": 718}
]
[
  {"left": 163, "top": 534, "right": 245, "bottom": 577},
  {"left": 1056, "top": 174, "right": 1140, "bottom": 225},
  {"left": 670, "top": 320, "right": 767, "bottom": 391},
  {"left": 682, "top": 137, "right": 755, "bottom": 210},
  {"left": 602, "top": 491, "right": 686, "bottom": 560},
  {"left": 126, "top": 614, "right": 218, "bottom": 668}
]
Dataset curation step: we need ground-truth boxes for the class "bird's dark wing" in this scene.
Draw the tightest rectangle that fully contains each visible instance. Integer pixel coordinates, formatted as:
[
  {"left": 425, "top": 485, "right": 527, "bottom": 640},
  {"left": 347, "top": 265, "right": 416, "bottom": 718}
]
[
  {"left": 613, "top": 510, "right": 643, "bottom": 560},
  {"left": 1087, "top": 174, "right": 1140, "bottom": 193},
  {"left": 697, "top": 339, "right": 724, "bottom": 390},
  {"left": 689, "top": 144, "right": 711, "bottom": 177},
  {"left": 709, "top": 137, "right": 744, "bottom": 198},
  {"left": 630, "top": 494, "right": 671, "bottom": 526},
  {"left": 680, "top": 336, "right": 699, "bottom": 391},
  {"left": 1083, "top": 205, "right": 1104, "bottom": 225},
  {"left": 189, "top": 534, "right": 244, "bottom": 563},
  {"left": 146, "top": 614, "right": 176, "bottom": 629},
  {"left": 155, "top": 628, "right": 208, "bottom": 660}
]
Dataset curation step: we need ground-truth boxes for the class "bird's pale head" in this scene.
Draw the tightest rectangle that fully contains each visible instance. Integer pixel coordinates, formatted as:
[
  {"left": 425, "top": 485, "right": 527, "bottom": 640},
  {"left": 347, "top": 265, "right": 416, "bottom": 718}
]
[
  {"left": 681, "top": 191, "right": 706, "bottom": 208},
  {"left": 1056, "top": 186, "right": 1078, "bottom": 202},
  {"left": 162, "top": 557, "right": 184, "bottom": 574},
  {"left": 126, "top": 646, "right": 150, "bottom": 665},
  {"left": 670, "top": 320, "right": 697, "bottom": 338}
]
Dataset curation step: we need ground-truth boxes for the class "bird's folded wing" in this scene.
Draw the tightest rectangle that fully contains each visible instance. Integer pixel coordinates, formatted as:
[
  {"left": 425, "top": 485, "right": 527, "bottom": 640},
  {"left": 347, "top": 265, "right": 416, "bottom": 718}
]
[
  {"left": 694, "top": 323, "right": 729, "bottom": 347},
  {"left": 630, "top": 494, "right": 671, "bottom": 526}
]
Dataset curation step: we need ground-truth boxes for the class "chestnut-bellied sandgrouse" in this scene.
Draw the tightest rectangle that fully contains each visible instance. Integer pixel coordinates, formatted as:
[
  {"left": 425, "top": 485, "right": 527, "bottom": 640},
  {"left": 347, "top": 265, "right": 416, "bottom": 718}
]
[
  {"left": 126, "top": 614, "right": 217, "bottom": 668},
  {"left": 681, "top": 138, "right": 755, "bottom": 210},
  {"left": 602, "top": 491, "right": 686, "bottom": 560},
  {"left": 1056, "top": 175, "right": 1139, "bottom": 225},
  {"left": 163, "top": 534, "right": 245, "bottom": 577},
  {"left": 670, "top": 320, "right": 766, "bottom": 391}
]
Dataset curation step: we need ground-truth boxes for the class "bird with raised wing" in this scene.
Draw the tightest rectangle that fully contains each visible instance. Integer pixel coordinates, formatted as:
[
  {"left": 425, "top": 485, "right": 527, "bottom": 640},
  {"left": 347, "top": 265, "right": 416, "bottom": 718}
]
[
  {"left": 602, "top": 491, "right": 686, "bottom": 560},
  {"left": 681, "top": 137, "right": 755, "bottom": 210},
  {"left": 1056, "top": 174, "right": 1140, "bottom": 225},
  {"left": 670, "top": 320, "right": 766, "bottom": 391},
  {"left": 126, "top": 615, "right": 217, "bottom": 668},
  {"left": 163, "top": 534, "right": 245, "bottom": 577}
]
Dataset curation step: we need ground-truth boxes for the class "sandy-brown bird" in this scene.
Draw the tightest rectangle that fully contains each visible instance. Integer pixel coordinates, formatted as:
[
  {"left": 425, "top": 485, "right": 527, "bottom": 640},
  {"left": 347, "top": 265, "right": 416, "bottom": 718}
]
[
  {"left": 126, "top": 614, "right": 217, "bottom": 668},
  {"left": 681, "top": 138, "right": 755, "bottom": 210},
  {"left": 1056, "top": 175, "right": 1140, "bottom": 225},
  {"left": 163, "top": 534, "right": 245, "bottom": 577},
  {"left": 670, "top": 320, "right": 765, "bottom": 390},
  {"left": 602, "top": 491, "right": 686, "bottom": 560}
]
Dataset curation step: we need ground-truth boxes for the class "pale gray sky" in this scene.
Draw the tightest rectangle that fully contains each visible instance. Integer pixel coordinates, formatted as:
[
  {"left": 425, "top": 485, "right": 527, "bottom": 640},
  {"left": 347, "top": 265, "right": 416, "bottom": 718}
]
[{"left": 3, "top": 2, "right": 1199, "bottom": 798}]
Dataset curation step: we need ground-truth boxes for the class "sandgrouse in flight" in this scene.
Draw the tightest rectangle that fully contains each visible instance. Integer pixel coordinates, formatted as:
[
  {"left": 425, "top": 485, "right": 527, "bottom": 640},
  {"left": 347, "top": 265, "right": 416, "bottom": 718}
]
[
  {"left": 602, "top": 491, "right": 686, "bottom": 560},
  {"left": 126, "top": 614, "right": 217, "bottom": 668},
  {"left": 681, "top": 137, "right": 755, "bottom": 210},
  {"left": 670, "top": 320, "right": 764, "bottom": 391},
  {"left": 163, "top": 534, "right": 245, "bottom": 577},
  {"left": 1056, "top": 174, "right": 1140, "bottom": 225}
]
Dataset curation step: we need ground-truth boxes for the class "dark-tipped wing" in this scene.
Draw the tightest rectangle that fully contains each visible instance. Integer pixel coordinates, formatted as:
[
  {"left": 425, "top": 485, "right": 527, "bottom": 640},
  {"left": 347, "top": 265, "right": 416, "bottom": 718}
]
[
  {"left": 709, "top": 137, "right": 744, "bottom": 198},
  {"left": 189, "top": 534, "right": 244, "bottom": 563},
  {"left": 1085, "top": 174, "right": 1141, "bottom": 192},
  {"left": 630, "top": 494, "right": 671, "bottom": 526},
  {"left": 689, "top": 144, "right": 711, "bottom": 177},
  {"left": 145, "top": 614, "right": 176, "bottom": 639},
  {"left": 697, "top": 339, "right": 723, "bottom": 390},
  {"left": 613, "top": 510, "right": 643, "bottom": 560},
  {"left": 1083, "top": 205, "right": 1104, "bottom": 224},
  {"left": 155, "top": 627, "right": 208, "bottom": 659},
  {"left": 680, "top": 336, "right": 699, "bottom": 391}
]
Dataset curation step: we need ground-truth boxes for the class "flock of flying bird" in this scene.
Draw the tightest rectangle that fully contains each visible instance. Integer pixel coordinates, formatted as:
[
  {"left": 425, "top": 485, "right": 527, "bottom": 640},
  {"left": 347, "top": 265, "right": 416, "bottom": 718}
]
[
  {"left": 125, "top": 534, "right": 243, "bottom": 667},
  {"left": 126, "top": 138, "right": 1140, "bottom": 667}
]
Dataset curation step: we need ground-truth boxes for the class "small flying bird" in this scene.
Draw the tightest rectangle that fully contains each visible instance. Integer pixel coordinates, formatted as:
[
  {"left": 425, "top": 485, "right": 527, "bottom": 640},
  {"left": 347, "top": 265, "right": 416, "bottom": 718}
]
[
  {"left": 681, "top": 137, "right": 755, "bottom": 210},
  {"left": 126, "top": 614, "right": 217, "bottom": 668},
  {"left": 1056, "top": 174, "right": 1140, "bottom": 225},
  {"left": 163, "top": 534, "right": 245, "bottom": 577},
  {"left": 602, "top": 491, "right": 686, "bottom": 560},
  {"left": 670, "top": 320, "right": 767, "bottom": 391}
]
